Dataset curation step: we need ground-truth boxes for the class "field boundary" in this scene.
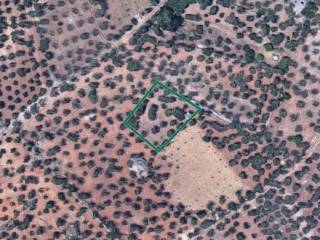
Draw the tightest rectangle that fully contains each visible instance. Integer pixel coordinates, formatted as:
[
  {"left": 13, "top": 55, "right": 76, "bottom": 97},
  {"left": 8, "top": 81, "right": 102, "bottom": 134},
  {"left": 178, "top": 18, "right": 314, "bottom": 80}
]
[{"left": 124, "top": 80, "right": 201, "bottom": 152}]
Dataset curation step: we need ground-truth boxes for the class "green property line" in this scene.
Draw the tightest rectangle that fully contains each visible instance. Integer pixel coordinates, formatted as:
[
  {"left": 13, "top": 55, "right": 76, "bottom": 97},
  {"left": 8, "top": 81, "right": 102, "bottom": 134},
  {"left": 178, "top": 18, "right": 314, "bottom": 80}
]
[{"left": 124, "top": 80, "right": 201, "bottom": 153}]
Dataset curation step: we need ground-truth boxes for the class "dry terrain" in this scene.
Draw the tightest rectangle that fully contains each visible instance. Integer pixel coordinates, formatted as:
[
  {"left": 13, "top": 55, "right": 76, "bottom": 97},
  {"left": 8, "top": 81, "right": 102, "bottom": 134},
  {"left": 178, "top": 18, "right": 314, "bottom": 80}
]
[
  {"left": 161, "top": 125, "right": 245, "bottom": 210},
  {"left": 1, "top": 0, "right": 320, "bottom": 240}
]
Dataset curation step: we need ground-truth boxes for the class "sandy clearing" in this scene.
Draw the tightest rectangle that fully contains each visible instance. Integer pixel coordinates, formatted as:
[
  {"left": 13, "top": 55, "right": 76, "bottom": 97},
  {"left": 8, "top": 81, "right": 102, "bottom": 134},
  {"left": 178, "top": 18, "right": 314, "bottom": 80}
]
[
  {"left": 162, "top": 124, "right": 245, "bottom": 210},
  {"left": 108, "top": 0, "right": 150, "bottom": 27}
]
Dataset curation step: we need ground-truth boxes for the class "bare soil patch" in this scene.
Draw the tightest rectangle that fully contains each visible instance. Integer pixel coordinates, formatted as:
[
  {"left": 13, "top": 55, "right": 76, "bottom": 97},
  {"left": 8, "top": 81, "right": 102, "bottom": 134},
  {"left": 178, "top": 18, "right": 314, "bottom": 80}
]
[{"left": 163, "top": 124, "right": 245, "bottom": 210}]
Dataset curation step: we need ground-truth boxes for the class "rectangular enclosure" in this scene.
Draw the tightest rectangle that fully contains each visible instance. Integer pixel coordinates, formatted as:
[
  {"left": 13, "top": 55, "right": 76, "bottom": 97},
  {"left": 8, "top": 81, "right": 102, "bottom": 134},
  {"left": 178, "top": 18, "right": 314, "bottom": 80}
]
[{"left": 124, "top": 81, "right": 201, "bottom": 152}]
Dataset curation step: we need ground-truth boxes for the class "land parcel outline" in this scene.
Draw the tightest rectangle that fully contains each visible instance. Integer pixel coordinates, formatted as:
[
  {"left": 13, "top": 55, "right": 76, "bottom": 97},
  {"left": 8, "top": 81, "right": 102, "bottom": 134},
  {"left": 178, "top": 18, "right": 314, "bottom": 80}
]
[{"left": 124, "top": 80, "right": 201, "bottom": 152}]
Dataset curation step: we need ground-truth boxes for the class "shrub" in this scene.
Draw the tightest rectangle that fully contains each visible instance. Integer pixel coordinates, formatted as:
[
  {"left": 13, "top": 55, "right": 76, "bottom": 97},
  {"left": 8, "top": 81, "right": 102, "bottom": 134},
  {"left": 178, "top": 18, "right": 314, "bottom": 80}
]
[
  {"left": 197, "top": 0, "right": 213, "bottom": 8},
  {"left": 155, "top": 7, "right": 184, "bottom": 32},
  {"left": 301, "top": 2, "right": 319, "bottom": 18},
  {"left": 202, "top": 47, "right": 214, "bottom": 56},
  {"left": 275, "top": 56, "right": 291, "bottom": 74},
  {"left": 185, "top": 14, "right": 201, "bottom": 21},
  {"left": 270, "top": 33, "right": 285, "bottom": 46},
  {"left": 255, "top": 53, "right": 265, "bottom": 62},
  {"left": 127, "top": 59, "right": 142, "bottom": 71},
  {"left": 264, "top": 42, "right": 274, "bottom": 51},
  {"left": 39, "top": 37, "right": 50, "bottom": 52},
  {"left": 288, "top": 134, "right": 303, "bottom": 146},
  {"left": 209, "top": 5, "right": 219, "bottom": 15},
  {"left": 165, "top": 0, "right": 194, "bottom": 15},
  {"left": 243, "top": 45, "right": 255, "bottom": 63}
]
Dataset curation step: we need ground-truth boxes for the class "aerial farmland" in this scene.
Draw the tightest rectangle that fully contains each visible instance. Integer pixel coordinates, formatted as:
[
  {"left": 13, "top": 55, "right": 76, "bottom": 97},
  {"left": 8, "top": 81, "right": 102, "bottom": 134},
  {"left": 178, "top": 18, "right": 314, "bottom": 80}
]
[{"left": 0, "top": 0, "right": 320, "bottom": 240}]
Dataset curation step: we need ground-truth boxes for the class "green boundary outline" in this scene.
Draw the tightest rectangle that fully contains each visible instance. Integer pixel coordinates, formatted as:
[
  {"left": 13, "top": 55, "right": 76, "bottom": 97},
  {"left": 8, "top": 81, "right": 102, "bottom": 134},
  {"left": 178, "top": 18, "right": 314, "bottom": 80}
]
[{"left": 124, "top": 80, "right": 201, "bottom": 152}]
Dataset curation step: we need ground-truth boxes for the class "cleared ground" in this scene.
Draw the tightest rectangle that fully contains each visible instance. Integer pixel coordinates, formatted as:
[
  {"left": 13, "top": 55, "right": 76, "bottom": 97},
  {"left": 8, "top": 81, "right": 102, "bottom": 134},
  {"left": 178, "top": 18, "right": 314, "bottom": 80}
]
[
  {"left": 108, "top": 0, "right": 150, "bottom": 27},
  {"left": 163, "top": 125, "right": 245, "bottom": 210}
]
